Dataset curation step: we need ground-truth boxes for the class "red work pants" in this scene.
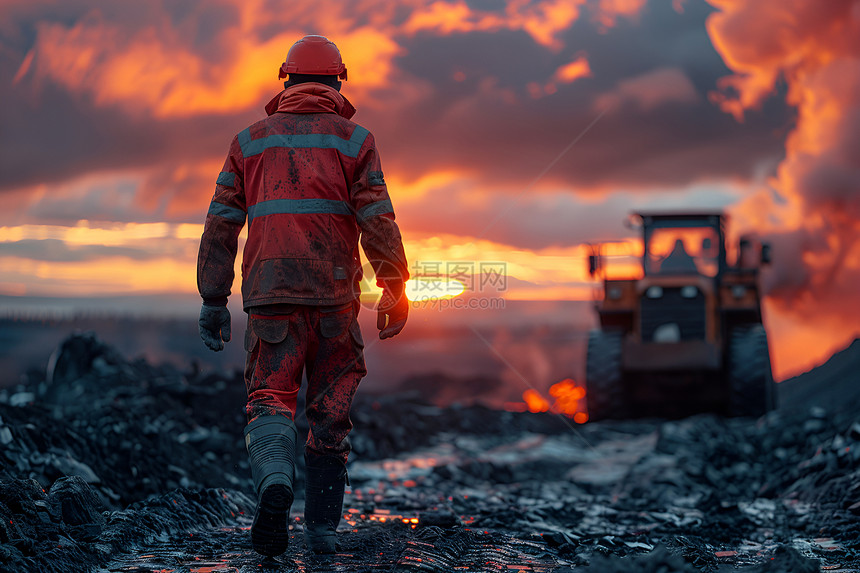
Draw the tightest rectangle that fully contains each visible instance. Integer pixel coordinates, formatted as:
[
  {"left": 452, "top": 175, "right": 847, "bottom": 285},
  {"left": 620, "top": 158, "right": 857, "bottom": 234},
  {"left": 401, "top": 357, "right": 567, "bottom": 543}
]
[{"left": 243, "top": 302, "right": 366, "bottom": 462}]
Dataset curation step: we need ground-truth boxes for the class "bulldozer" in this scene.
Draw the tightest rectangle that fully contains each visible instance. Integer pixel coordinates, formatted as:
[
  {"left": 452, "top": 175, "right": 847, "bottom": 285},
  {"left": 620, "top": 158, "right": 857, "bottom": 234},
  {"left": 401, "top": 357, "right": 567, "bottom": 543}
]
[{"left": 585, "top": 211, "right": 776, "bottom": 420}]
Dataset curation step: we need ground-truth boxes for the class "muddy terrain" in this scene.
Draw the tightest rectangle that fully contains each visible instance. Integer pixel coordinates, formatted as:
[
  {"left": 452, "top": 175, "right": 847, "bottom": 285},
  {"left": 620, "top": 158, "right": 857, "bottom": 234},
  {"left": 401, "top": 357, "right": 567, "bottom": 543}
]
[{"left": 1, "top": 333, "right": 858, "bottom": 572}]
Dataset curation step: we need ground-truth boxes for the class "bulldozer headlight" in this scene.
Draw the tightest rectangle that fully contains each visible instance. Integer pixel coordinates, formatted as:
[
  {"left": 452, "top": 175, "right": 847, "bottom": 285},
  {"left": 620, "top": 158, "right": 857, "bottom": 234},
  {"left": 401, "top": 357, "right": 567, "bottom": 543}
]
[
  {"left": 680, "top": 286, "right": 699, "bottom": 299},
  {"left": 653, "top": 323, "right": 681, "bottom": 343},
  {"left": 607, "top": 286, "right": 623, "bottom": 300},
  {"left": 646, "top": 286, "right": 663, "bottom": 299},
  {"left": 732, "top": 285, "right": 747, "bottom": 299}
]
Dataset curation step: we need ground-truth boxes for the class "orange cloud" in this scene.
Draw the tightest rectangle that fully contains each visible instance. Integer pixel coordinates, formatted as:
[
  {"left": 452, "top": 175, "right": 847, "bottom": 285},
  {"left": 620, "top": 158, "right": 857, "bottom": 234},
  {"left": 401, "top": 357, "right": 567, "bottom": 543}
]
[
  {"left": 402, "top": 0, "right": 646, "bottom": 49},
  {"left": 706, "top": 0, "right": 857, "bottom": 121},
  {"left": 765, "top": 298, "right": 860, "bottom": 381},
  {"left": 594, "top": 0, "right": 647, "bottom": 29},
  {"left": 553, "top": 54, "right": 592, "bottom": 84},
  {"left": 595, "top": 67, "right": 699, "bottom": 111},
  {"left": 403, "top": 0, "right": 505, "bottom": 35},
  {"left": 530, "top": 52, "right": 593, "bottom": 97},
  {"left": 26, "top": 3, "right": 400, "bottom": 118},
  {"left": 0, "top": 255, "right": 198, "bottom": 296},
  {"left": 404, "top": 0, "right": 585, "bottom": 50},
  {"left": 707, "top": 0, "right": 860, "bottom": 376},
  {"left": 385, "top": 170, "right": 471, "bottom": 201},
  {"left": 510, "top": 0, "right": 585, "bottom": 50}
]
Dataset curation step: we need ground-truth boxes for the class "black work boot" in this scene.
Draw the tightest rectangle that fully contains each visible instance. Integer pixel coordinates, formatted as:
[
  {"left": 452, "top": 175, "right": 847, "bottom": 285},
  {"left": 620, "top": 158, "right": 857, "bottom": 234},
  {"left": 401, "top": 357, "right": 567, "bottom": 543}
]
[
  {"left": 244, "top": 415, "right": 298, "bottom": 557},
  {"left": 303, "top": 452, "right": 349, "bottom": 554}
]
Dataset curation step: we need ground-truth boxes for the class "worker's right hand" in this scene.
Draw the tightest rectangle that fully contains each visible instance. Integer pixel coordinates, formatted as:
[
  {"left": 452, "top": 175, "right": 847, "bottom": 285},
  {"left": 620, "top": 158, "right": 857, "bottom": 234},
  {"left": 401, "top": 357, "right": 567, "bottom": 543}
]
[
  {"left": 376, "top": 284, "right": 408, "bottom": 340},
  {"left": 199, "top": 304, "right": 231, "bottom": 352}
]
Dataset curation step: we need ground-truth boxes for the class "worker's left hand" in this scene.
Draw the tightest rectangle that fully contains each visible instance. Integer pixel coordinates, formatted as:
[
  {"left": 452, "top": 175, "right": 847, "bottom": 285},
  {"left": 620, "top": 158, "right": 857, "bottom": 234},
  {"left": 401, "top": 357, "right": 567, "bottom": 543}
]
[
  {"left": 377, "top": 284, "right": 408, "bottom": 340},
  {"left": 199, "top": 304, "right": 231, "bottom": 351}
]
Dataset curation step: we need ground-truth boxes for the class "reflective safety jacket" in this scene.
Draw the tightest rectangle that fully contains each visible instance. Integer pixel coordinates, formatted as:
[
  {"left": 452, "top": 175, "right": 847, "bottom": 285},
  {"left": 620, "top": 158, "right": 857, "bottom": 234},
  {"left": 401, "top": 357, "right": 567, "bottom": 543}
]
[{"left": 197, "top": 83, "right": 409, "bottom": 309}]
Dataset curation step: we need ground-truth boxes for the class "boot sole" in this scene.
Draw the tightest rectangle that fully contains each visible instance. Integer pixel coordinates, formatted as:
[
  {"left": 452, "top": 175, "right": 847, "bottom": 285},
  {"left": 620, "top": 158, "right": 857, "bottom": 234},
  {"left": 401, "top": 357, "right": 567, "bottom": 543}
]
[{"left": 251, "top": 484, "right": 293, "bottom": 557}]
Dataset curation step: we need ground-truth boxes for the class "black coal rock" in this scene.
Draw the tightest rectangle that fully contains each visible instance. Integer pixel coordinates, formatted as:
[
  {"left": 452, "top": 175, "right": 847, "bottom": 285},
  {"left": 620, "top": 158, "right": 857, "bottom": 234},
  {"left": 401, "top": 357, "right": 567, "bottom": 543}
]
[
  {"left": 743, "top": 545, "right": 819, "bottom": 573},
  {"left": 0, "top": 475, "right": 253, "bottom": 573},
  {"left": 0, "top": 331, "right": 858, "bottom": 571},
  {"left": 582, "top": 544, "right": 699, "bottom": 572}
]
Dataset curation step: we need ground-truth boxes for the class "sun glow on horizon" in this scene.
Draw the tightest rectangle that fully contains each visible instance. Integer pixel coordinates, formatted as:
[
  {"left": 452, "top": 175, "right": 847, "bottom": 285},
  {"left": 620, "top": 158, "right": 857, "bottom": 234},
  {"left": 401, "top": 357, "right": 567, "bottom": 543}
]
[
  {"left": 405, "top": 277, "right": 467, "bottom": 300},
  {"left": 1, "top": 217, "right": 855, "bottom": 381}
]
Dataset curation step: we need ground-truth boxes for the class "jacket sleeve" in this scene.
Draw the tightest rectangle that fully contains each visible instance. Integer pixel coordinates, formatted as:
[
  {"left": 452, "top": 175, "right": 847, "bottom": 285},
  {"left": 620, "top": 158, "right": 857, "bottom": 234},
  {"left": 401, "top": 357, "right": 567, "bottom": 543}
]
[
  {"left": 349, "top": 131, "right": 409, "bottom": 287},
  {"left": 197, "top": 135, "right": 246, "bottom": 306}
]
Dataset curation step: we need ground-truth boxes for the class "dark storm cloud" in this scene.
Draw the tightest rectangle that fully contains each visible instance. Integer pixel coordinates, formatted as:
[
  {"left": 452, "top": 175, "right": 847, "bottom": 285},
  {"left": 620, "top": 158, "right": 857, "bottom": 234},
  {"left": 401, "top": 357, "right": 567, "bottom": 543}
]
[
  {"left": 0, "top": 76, "right": 257, "bottom": 194},
  {"left": 0, "top": 239, "right": 157, "bottom": 262},
  {"left": 368, "top": 0, "right": 790, "bottom": 191},
  {"left": 398, "top": 188, "right": 633, "bottom": 249},
  {"left": 396, "top": 181, "right": 741, "bottom": 250}
]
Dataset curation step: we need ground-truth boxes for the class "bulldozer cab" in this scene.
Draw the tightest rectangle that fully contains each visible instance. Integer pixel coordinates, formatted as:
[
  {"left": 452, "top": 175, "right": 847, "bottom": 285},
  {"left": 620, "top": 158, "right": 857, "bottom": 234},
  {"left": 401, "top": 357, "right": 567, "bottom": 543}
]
[
  {"left": 641, "top": 213, "right": 725, "bottom": 279},
  {"left": 585, "top": 211, "right": 775, "bottom": 421}
]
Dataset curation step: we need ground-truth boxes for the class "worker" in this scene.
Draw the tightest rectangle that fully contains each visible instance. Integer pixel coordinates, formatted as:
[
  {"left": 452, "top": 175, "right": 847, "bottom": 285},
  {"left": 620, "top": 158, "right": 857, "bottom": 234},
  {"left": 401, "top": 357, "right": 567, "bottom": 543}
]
[
  {"left": 660, "top": 238, "right": 698, "bottom": 274},
  {"left": 196, "top": 35, "right": 409, "bottom": 557}
]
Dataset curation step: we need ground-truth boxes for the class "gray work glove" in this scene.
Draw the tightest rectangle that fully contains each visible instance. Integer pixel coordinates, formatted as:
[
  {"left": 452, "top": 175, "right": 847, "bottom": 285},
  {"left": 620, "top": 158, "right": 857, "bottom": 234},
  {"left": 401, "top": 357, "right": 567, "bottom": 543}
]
[
  {"left": 377, "top": 284, "right": 408, "bottom": 340},
  {"left": 199, "top": 304, "right": 231, "bottom": 352}
]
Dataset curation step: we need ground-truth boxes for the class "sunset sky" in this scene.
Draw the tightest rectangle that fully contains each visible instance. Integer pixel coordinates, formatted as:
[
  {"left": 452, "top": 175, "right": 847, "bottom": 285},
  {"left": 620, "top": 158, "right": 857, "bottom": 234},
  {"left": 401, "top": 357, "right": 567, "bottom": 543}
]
[{"left": 1, "top": 0, "right": 859, "bottom": 381}]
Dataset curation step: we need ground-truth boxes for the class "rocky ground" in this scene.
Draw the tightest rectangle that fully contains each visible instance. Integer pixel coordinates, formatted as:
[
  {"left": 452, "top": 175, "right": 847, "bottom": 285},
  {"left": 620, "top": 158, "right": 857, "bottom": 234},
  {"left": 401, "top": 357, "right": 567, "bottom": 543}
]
[{"left": 1, "top": 333, "right": 859, "bottom": 572}]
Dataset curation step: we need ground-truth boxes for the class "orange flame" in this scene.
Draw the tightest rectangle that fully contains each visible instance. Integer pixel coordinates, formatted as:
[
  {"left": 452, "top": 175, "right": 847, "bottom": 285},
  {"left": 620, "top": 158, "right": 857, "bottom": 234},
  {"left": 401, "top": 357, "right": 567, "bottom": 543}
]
[
  {"left": 522, "top": 389, "right": 550, "bottom": 413},
  {"left": 518, "top": 378, "right": 588, "bottom": 421},
  {"left": 549, "top": 378, "right": 586, "bottom": 416}
]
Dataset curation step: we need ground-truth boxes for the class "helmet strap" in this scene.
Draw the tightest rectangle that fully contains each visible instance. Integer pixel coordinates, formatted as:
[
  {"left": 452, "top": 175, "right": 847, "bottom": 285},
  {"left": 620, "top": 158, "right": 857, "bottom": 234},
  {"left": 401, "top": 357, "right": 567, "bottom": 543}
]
[{"left": 284, "top": 74, "right": 342, "bottom": 92}]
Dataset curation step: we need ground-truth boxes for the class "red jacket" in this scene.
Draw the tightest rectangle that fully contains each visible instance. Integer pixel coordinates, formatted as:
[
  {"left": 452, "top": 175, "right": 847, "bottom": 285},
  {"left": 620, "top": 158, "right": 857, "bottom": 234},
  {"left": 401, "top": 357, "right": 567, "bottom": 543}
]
[{"left": 197, "top": 83, "right": 409, "bottom": 309}]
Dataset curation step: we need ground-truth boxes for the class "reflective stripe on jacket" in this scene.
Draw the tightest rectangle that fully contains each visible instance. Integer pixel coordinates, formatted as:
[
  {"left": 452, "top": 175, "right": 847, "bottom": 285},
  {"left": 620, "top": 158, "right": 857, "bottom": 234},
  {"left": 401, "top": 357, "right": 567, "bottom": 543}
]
[{"left": 197, "top": 83, "right": 409, "bottom": 309}]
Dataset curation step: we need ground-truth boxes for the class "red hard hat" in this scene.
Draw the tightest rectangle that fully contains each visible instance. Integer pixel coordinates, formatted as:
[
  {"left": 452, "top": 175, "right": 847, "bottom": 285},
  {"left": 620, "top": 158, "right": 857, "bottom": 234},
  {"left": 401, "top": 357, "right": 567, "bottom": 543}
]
[{"left": 278, "top": 35, "right": 348, "bottom": 81}]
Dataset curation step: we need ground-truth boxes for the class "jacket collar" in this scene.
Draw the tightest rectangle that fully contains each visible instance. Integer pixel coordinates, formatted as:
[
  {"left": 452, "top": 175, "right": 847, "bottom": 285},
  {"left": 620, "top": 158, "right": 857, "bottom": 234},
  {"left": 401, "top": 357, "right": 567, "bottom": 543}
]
[{"left": 264, "top": 83, "right": 356, "bottom": 119}]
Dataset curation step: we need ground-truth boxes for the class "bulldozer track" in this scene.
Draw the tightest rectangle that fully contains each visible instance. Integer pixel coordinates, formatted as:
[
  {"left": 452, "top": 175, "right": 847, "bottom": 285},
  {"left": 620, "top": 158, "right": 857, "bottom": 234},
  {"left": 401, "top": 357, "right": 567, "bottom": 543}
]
[
  {"left": 395, "top": 530, "right": 556, "bottom": 571},
  {"left": 105, "top": 521, "right": 561, "bottom": 572}
]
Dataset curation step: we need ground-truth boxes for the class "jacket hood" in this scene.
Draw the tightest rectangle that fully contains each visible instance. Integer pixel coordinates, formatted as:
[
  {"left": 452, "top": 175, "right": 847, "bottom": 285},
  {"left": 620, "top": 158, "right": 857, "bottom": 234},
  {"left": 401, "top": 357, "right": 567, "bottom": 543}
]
[{"left": 264, "top": 83, "right": 356, "bottom": 119}]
